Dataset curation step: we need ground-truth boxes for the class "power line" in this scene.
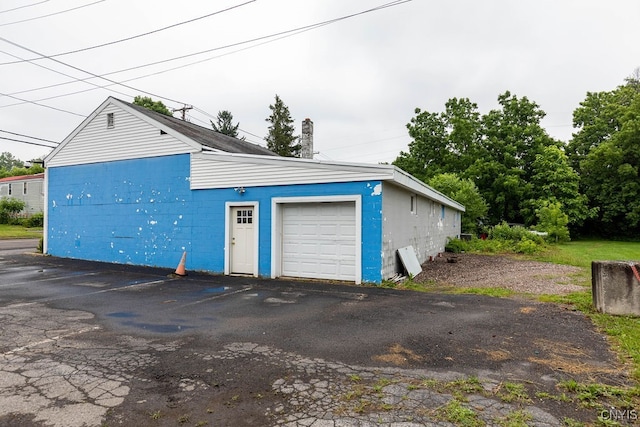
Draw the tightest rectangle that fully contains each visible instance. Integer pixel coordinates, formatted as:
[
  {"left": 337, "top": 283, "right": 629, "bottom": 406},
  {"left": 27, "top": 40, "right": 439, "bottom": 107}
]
[
  {"left": 0, "top": 90, "right": 85, "bottom": 116},
  {"left": 0, "top": 0, "right": 106, "bottom": 27},
  {"left": 2, "top": 0, "right": 412, "bottom": 99},
  {"left": 0, "top": 35, "right": 187, "bottom": 106},
  {"left": 0, "top": 0, "right": 49, "bottom": 15},
  {"left": 0, "top": 48, "right": 134, "bottom": 100},
  {"left": 0, "top": 0, "right": 412, "bottom": 116},
  {"left": 0, "top": 129, "right": 59, "bottom": 144},
  {"left": 0, "top": 136, "right": 57, "bottom": 148},
  {"left": 0, "top": 0, "right": 256, "bottom": 64}
]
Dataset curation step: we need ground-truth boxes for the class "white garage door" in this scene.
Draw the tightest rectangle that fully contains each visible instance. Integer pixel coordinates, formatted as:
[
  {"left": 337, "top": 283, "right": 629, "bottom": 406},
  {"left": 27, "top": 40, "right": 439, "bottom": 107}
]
[{"left": 281, "top": 202, "right": 356, "bottom": 281}]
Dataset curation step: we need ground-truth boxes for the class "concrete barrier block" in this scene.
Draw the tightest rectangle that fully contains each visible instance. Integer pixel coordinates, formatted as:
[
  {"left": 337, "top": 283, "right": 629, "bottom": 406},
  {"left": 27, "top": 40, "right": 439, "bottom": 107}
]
[{"left": 592, "top": 261, "right": 640, "bottom": 316}]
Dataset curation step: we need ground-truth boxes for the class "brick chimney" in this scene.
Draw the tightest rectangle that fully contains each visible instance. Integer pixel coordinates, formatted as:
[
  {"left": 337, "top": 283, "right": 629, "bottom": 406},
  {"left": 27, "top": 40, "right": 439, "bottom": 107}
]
[{"left": 300, "top": 118, "right": 314, "bottom": 159}]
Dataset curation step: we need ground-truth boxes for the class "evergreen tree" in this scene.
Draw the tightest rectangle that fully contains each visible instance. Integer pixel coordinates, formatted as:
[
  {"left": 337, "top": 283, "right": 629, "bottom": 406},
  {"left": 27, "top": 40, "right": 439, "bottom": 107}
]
[
  {"left": 265, "top": 95, "right": 300, "bottom": 157},
  {"left": 211, "top": 110, "right": 240, "bottom": 138}
]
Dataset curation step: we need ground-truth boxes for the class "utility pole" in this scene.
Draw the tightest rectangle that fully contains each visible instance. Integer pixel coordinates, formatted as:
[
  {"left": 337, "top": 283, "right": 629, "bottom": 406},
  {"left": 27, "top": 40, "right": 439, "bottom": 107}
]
[{"left": 172, "top": 105, "right": 193, "bottom": 121}]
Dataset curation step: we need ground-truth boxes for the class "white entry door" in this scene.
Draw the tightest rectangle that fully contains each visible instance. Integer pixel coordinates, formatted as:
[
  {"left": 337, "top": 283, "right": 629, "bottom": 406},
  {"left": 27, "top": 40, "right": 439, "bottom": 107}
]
[{"left": 231, "top": 206, "right": 255, "bottom": 274}]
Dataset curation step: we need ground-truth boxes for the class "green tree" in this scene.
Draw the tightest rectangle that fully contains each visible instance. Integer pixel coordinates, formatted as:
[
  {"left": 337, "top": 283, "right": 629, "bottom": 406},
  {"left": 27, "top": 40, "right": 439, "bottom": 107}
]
[
  {"left": 133, "top": 96, "right": 172, "bottom": 116},
  {"left": 570, "top": 72, "right": 640, "bottom": 237},
  {"left": 394, "top": 92, "right": 589, "bottom": 229},
  {"left": 523, "top": 146, "right": 592, "bottom": 227},
  {"left": 211, "top": 110, "right": 241, "bottom": 138},
  {"left": 428, "top": 173, "right": 488, "bottom": 234},
  {"left": 475, "top": 91, "right": 562, "bottom": 225},
  {"left": 0, "top": 152, "right": 23, "bottom": 171},
  {"left": 536, "top": 201, "right": 570, "bottom": 243},
  {"left": 265, "top": 95, "right": 300, "bottom": 157},
  {"left": 394, "top": 98, "right": 481, "bottom": 181}
]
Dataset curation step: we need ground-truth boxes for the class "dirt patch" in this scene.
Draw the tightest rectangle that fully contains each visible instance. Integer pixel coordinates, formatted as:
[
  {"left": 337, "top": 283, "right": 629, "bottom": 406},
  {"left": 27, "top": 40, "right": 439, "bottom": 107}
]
[
  {"left": 416, "top": 253, "right": 585, "bottom": 295},
  {"left": 372, "top": 343, "right": 424, "bottom": 366}
]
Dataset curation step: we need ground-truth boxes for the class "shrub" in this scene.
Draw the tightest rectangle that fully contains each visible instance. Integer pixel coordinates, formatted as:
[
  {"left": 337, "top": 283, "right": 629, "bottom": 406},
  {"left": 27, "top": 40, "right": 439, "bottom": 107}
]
[
  {"left": 0, "top": 197, "right": 25, "bottom": 224},
  {"left": 445, "top": 238, "right": 468, "bottom": 253},
  {"left": 24, "top": 212, "right": 43, "bottom": 228},
  {"left": 490, "top": 222, "right": 546, "bottom": 245},
  {"left": 446, "top": 223, "right": 547, "bottom": 255},
  {"left": 515, "top": 238, "right": 540, "bottom": 254}
]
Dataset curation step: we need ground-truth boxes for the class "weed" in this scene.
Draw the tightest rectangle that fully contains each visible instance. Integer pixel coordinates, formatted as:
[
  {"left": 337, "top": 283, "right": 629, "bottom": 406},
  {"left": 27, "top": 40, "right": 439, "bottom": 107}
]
[
  {"left": 372, "top": 378, "right": 391, "bottom": 393},
  {"left": 149, "top": 410, "right": 162, "bottom": 420},
  {"left": 194, "top": 422, "right": 208, "bottom": 427},
  {"left": 374, "top": 402, "right": 394, "bottom": 411},
  {"left": 498, "top": 382, "right": 530, "bottom": 403},
  {"left": 353, "top": 399, "right": 370, "bottom": 413},
  {"left": 348, "top": 374, "right": 362, "bottom": 383},
  {"left": 446, "top": 376, "right": 484, "bottom": 394},
  {"left": 596, "top": 414, "right": 623, "bottom": 427},
  {"left": 535, "top": 391, "right": 572, "bottom": 402},
  {"left": 558, "top": 380, "right": 640, "bottom": 409},
  {"left": 177, "top": 414, "right": 190, "bottom": 424},
  {"left": 562, "top": 418, "right": 585, "bottom": 427},
  {"left": 421, "top": 378, "right": 440, "bottom": 388},
  {"left": 438, "top": 399, "right": 483, "bottom": 427},
  {"left": 448, "top": 287, "right": 516, "bottom": 298},
  {"left": 495, "top": 409, "right": 533, "bottom": 427}
]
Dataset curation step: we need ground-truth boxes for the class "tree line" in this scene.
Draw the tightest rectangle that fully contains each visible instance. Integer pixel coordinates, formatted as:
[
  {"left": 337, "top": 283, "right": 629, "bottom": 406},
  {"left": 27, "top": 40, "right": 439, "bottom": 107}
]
[{"left": 393, "top": 72, "right": 640, "bottom": 239}]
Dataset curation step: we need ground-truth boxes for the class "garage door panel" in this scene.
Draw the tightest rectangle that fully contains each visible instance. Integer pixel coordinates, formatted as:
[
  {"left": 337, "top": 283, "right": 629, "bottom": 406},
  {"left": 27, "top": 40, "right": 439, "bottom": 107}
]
[{"left": 281, "top": 202, "right": 356, "bottom": 281}]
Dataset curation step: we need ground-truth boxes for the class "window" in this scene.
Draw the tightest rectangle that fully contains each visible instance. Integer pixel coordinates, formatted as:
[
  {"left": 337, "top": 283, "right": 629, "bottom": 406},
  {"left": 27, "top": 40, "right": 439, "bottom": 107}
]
[
  {"left": 8, "top": 183, "right": 11, "bottom": 195},
  {"left": 23, "top": 182, "right": 27, "bottom": 195},
  {"left": 441, "top": 204, "right": 445, "bottom": 219},
  {"left": 410, "top": 195, "right": 417, "bottom": 215},
  {"left": 236, "top": 209, "right": 253, "bottom": 224},
  {"left": 107, "top": 112, "right": 114, "bottom": 128}
]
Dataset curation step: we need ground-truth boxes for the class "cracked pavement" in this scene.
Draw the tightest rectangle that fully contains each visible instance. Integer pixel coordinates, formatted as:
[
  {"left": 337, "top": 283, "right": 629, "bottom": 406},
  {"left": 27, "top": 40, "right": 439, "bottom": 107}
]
[{"left": 0, "top": 241, "right": 636, "bottom": 426}]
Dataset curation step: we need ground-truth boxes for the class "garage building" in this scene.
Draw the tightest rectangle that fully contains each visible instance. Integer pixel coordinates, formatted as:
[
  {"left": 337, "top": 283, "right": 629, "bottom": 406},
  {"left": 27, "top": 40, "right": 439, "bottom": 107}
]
[{"left": 44, "top": 97, "right": 464, "bottom": 284}]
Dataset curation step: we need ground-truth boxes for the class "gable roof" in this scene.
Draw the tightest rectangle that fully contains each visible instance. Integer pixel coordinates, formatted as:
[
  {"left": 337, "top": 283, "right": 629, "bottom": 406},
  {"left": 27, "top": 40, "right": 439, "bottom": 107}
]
[
  {"left": 123, "top": 99, "right": 277, "bottom": 156},
  {"left": 46, "top": 97, "right": 276, "bottom": 167}
]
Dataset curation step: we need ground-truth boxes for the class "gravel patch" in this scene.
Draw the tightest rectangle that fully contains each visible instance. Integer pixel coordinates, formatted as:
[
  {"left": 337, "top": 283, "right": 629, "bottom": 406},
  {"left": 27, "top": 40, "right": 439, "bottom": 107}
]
[{"left": 416, "top": 253, "right": 585, "bottom": 295}]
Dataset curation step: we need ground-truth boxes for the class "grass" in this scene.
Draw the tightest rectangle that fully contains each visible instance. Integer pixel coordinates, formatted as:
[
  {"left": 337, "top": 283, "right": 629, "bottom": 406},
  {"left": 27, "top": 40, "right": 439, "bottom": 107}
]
[
  {"left": 0, "top": 224, "right": 42, "bottom": 239},
  {"left": 527, "top": 240, "right": 640, "bottom": 381},
  {"left": 529, "top": 239, "right": 640, "bottom": 269}
]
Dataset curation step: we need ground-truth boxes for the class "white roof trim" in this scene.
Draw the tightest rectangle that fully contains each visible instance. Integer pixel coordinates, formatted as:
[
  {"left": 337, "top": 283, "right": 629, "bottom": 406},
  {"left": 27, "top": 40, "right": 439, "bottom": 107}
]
[{"left": 193, "top": 151, "right": 465, "bottom": 212}]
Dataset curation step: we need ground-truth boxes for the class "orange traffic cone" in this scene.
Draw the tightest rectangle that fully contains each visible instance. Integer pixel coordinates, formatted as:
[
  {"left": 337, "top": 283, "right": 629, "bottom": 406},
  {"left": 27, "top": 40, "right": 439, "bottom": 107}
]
[{"left": 174, "top": 251, "right": 187, "bottom": 276}]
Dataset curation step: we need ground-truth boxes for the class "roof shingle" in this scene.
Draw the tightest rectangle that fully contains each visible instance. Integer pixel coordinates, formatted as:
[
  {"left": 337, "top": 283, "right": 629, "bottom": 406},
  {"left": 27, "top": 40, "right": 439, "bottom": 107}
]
[{"left": 123, "top": 99, "right": 278, "bottom": 156}]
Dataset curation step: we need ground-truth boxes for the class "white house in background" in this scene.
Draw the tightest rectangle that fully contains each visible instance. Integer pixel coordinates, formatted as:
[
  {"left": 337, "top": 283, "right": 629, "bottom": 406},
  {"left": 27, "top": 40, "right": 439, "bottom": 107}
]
[
  {"left": 44, "top": 97, "right": 464, "bottom": 284},
  {"left": 0, "top": 173, "right": 45, "bottom": 216}
]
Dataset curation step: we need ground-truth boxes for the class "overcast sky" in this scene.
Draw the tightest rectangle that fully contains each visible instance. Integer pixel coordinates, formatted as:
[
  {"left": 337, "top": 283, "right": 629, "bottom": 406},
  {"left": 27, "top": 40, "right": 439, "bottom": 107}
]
[{"left": 1, "top": 0, "right": 639, "bottom": 166}]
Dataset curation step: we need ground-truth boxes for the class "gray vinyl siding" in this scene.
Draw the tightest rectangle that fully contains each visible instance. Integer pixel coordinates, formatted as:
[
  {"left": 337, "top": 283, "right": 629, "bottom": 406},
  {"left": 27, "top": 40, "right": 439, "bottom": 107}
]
[
  {"left": 381, "top": 182, "right": 461, "bottom": 280},
  {"left": 47, "top": 104, "right": 195, "bottom": 167},
  {"left": 0, "top": 178, "right": 44, "bottom": 215}
]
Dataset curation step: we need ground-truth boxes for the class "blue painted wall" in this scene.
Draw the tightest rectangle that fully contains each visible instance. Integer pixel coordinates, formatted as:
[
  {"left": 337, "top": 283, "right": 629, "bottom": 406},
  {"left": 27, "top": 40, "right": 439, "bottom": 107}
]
[{"left": 47, "top": 154, "right": 384, "bottom": 283}]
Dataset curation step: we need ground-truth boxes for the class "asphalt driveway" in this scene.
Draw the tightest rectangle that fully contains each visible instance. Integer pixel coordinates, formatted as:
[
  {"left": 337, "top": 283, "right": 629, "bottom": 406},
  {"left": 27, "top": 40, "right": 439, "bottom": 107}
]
[{"left": 0, "top": 240, "right": 634, "bottom": 426}]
